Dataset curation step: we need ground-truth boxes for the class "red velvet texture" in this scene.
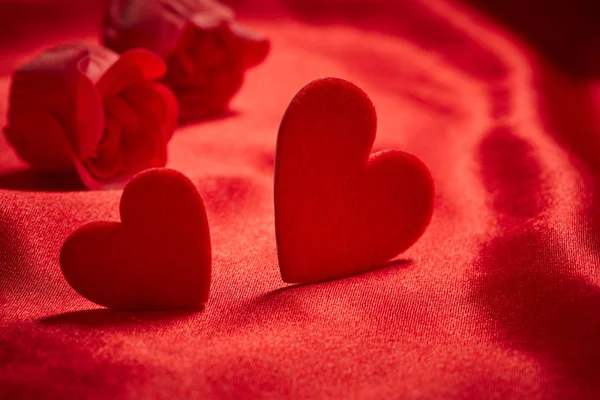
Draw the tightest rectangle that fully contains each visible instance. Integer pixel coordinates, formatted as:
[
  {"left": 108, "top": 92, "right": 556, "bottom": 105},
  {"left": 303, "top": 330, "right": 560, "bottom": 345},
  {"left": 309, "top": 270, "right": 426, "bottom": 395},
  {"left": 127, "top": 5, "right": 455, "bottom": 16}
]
[
  {"left": 2, "top": 0, "right": 600, "bottom": 399},
  {"left": 60, "top": 168, "right": 211, "bottom": 310},
  {"left": 275, "top": 78, "right": 434, "bottom": 283}
]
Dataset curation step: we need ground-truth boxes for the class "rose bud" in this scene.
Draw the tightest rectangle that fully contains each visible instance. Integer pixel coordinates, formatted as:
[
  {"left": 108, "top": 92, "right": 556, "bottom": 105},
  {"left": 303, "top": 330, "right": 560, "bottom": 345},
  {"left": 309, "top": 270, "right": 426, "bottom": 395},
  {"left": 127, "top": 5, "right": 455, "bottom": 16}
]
[
  {"left": 4, "top": 43, "right": 178, "bottom": 190},
  {"left": 102, "top": 0, "right": 270, "bottom": 122}
]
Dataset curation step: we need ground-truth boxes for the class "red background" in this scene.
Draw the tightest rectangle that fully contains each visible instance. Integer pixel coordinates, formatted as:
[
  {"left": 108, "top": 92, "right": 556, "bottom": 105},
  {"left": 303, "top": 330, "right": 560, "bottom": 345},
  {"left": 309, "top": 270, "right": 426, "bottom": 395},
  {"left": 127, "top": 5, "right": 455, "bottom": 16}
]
[{"left": 2, "top": 0, "right": 600, "bottom": 398}]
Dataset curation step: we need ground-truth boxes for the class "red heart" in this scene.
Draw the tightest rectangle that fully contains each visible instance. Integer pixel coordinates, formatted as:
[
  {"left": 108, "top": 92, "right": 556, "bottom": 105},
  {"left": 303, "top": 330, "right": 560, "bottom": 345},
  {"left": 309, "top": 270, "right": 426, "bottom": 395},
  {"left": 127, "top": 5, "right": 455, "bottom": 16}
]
[
  {"left": 274, "top": 78, "right": 435, "bottom": 283},
  {"left": 60, "top": 168, "right": 211, "bottom": 310}
]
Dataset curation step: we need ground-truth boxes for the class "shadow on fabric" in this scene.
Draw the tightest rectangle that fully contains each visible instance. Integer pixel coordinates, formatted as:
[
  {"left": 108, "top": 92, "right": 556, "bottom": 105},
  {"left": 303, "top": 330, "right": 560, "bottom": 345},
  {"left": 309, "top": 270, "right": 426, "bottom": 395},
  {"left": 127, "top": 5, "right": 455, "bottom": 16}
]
[
  {"left": 0, "top": 170, "right": 86, "bottom": 192},
  {"left": 0, "top": 324, "right": 138, "bottom": 398},
  {"left": 262, "top": 258, "right": 413, "bottom": 295},
  {"left": 534, "top": 63, "right": 600, "bottom": 258},
  {"left": 474, "top": 230, "right": 600, "bottom": 390},
  {"left": 461, "top": 0, "right": 600, "bottom": 77},
  {"left": 38, "top": 308, "right": 201, "bottom": 328},
  {"left": 473, "top": 109, "right": 600, "bottom": 390},
  {"left": 216, "top": 258, "right": 426, "bottom": 336},
  {"left": 177, "top": 109, "right": 240, "bottom": 129}
]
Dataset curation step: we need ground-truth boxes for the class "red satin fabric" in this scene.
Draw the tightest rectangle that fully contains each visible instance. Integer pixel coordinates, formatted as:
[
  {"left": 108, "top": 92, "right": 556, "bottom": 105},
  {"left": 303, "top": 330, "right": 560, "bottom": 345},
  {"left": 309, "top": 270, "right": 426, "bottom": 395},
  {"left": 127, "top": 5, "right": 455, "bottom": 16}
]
[{"left": 1, "top": 1, "right": 600, "bottom": 398}]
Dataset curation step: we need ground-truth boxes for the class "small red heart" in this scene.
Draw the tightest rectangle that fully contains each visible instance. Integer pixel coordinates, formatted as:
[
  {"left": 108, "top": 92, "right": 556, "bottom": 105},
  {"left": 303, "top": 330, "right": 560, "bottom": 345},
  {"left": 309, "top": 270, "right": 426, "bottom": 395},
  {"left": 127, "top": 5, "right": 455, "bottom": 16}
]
[
  {"left": 274, "top": 78, "right": 435, "bottom": 283},
  {"left": 60, "top": 168, "right": 211, "bottom": 310}
]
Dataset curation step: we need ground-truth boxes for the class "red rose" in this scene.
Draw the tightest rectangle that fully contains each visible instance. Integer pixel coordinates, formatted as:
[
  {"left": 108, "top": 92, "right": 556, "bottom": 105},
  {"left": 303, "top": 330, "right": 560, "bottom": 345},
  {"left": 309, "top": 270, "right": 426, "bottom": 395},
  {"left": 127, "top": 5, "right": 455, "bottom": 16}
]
[
  {"left": 103, "top": 0, "right": 270, "bottom": 122},
  {"left": 4, "top": 43, "right": 178, "bottom": 189}
]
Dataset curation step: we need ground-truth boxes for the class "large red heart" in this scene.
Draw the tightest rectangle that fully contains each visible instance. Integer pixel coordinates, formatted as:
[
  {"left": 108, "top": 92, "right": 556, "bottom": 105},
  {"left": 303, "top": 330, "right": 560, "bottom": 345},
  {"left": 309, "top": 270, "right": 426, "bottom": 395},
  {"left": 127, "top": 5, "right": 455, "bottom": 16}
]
[
  {"left": 60, "top": 168, "right": 211, "bottom": 310},
  {"left": 274, "top": 78, "right": 435, "bottom": 283}
]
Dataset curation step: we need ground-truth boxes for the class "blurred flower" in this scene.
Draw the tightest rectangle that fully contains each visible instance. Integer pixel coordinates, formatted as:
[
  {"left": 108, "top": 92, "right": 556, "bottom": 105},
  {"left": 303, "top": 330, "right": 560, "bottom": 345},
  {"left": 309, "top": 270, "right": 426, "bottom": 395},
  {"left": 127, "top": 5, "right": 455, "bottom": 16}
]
[
  {"left": 103, "top": 0, "right": 270, "bottom": 122},
  {"left": 4, "top": 43, "right": 178, "bottom": 189}
]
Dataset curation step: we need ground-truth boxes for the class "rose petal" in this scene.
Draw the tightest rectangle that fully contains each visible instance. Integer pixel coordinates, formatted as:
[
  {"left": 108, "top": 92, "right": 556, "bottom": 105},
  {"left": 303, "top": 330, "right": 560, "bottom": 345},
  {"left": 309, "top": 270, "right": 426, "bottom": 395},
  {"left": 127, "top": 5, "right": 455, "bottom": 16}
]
[
  {"left": 103, "top": 0, "right": 236, "bottom": 59},
  {"left": 188, "top": 10, "right": 229, "bottom": 31},
  {"left": 101, "top": 0, "right": 269, "bottom": 124},
  {"left": 150, "top": 82, "right": 179, "bottom": 140},
  {"left": 164, "top": 55, "right": 208, "bottom": 88},
  {"left": 77, "top": 47, "right": 173, "bottom": 189},
  {"left": 168, "top": 0, "right": 234, "bottom": 23},
  {"left": 120, "top": 49, "right": 167, "bottom": 80},
  {"left": 96, "top": 49, "right": 167, "bottom": 98},
  {"left": 184, "top": 19, "right": 229, "bottom": 68},
  {"left": 104, "top": 0, "right": 172, "bottom": 55},
  {"left": 81, "top": 82, "right": 173, "bottom": 188},
  {"left": 174, "top": 66, "right": 243, "bottom": 120},
  {"left": 74, "top": 159, "right": 130, "bottom": 190},
  {"left": 9, "top": 44, "right": 107, "bottom": 162},
  {"left": 120, "top": 127, "right": 167, "bottom": 176},
  {"left": 103, "top": 95, "right": 141, "bottom": 138},
  {"left": 121, "top": 82, "right": 168, "bottom": 128},
  {"left": 85, "top": 118, "right": 124, "bottom": 181},
  {"left": 75, "top": 61, "right": 106, "bottom": 160},
  {"left": 4, "top": 98, "right": 74, "bottom": 171},
  {"left": 76, "top": 46, "right": 120, "bottom": 83},
  {"left": 169, "top": 37, "right": 199, "bottom": 83},
  {"left": 119, "top": 82, "right": 178, "bottom": 137},
  {"left": 229, "top": 23, "right": 271, "bottom": 69},
  {"left": 109, "top": 82, "right": 171, "bottom": 173},
  {"left": 94, "top": 115, "right": 125, "bottom": 165}
]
